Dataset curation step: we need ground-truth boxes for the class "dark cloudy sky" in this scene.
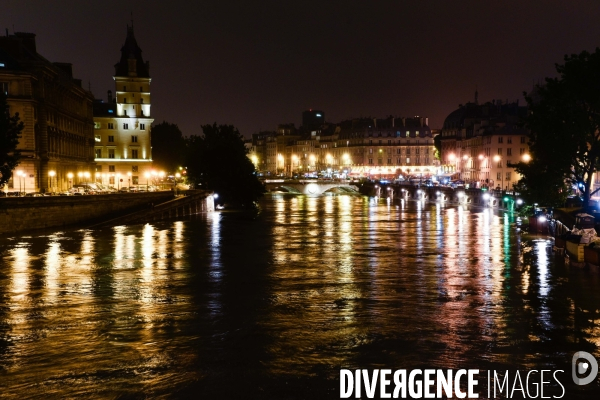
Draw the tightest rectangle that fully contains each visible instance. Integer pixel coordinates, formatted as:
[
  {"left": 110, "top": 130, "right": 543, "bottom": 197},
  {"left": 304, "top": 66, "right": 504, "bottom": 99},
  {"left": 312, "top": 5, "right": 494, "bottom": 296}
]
[{"left": 3, "top": 0, "right": 600, "bottom": 136}]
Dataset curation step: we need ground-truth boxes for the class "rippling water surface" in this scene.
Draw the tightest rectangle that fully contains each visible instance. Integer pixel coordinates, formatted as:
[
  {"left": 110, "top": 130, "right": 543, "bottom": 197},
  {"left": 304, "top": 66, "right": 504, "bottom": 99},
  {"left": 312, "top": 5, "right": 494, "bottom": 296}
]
[{"left": 1, "top": 194, "right": 599, "bottom": 398}]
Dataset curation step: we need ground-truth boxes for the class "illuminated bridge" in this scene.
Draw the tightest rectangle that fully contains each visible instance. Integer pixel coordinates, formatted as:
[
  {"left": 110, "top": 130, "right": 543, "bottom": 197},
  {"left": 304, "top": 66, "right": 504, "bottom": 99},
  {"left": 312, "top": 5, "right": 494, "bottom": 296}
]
[{"left": 264, "top": 180, "right": 360, "bottom": 195}]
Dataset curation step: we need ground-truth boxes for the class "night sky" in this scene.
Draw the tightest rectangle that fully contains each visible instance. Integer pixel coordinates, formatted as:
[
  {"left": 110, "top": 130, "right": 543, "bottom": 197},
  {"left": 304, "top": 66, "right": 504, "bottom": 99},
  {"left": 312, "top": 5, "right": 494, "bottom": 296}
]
[{"left": 3, "top": 0, "right": 600, "bottom": 136}]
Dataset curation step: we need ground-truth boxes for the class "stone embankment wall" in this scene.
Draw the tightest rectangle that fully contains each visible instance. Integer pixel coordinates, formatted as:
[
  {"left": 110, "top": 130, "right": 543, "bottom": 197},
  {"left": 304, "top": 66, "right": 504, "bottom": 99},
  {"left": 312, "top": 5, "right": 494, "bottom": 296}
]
[{"left": 0, "top": 192, "right": 174, "bottom": 235}]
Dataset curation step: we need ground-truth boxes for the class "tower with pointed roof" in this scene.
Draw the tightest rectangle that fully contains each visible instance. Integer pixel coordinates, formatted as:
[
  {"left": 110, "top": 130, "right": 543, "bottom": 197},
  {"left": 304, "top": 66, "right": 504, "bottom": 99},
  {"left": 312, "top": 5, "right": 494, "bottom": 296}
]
[{"left": 93, "top": 25, "right": 154, "bottom": 189}]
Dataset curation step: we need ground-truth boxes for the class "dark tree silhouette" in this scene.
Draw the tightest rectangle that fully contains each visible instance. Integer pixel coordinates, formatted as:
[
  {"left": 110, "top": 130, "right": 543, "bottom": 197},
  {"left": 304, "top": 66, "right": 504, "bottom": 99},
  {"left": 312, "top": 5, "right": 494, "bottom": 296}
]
[
  {"left": 0, "top": 91, "right": 23, "bottom": 187},
  {"left": 515, "top": 48, "right": 600, "bottom": 208},
  {"left": 185, "top": 123, "right": 265, "bottom": 207},
  {"left": 150, "top": 121, "right": 187, "bottom": 174}
]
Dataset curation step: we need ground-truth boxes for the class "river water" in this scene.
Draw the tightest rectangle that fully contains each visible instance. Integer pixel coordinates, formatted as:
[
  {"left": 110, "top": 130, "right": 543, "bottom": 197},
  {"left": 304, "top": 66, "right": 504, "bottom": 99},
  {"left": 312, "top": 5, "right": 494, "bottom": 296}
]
[{"left": 0, "top": 194, "right": 599, "bottom": 399}]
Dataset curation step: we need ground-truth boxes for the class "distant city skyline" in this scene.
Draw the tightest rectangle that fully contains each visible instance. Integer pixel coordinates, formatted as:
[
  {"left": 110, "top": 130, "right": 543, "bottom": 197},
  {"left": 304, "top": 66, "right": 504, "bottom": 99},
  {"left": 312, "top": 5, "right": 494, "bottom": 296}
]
[{"left": 3, "top": 0, "right": 600, "bottom": 136}]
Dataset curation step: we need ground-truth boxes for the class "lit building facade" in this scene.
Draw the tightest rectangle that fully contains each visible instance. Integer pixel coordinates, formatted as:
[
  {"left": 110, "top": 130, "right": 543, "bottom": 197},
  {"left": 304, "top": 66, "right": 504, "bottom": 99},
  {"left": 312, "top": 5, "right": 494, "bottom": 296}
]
[
  {"left": 93, "top": 26, "right": 153, "bottom": 189},
  {"left": 439, "top": 99, "right": 530, "bottom": 189},
  {"left": 0, "top": 32, "right": 96, "bottom": 193},
  {"left": 254, "top": 116, "right": 439, "bottom": 178}
]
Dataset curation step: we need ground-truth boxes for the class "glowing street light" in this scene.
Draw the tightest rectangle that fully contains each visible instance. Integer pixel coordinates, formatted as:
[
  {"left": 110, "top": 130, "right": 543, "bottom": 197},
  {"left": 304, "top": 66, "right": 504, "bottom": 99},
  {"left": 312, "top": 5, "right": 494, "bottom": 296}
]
[
  {"left": 48, "top": 170, "right": 56, "bottom": 193},
  {"left": 144, "top": 171, "right": 150, "bottom": 192},
  {"left": 67, "top": 172, "right": 74, "bottom": 189},
  {"left": 522, "top": 153, "right": 531, "bottom": 162}
]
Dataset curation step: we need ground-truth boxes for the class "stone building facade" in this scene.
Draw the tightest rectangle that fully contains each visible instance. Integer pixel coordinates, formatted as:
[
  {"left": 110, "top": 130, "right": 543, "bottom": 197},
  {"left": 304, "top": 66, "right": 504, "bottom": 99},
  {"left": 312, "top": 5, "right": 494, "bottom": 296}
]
[
  {"left": 439, "top": 99, "right": 530, "bottom": 190},
  {"left": 0, "top": 32, "right": 96, "bottom": 193},
  {"left": 93, "top": 26, "right": 154, "bottom": 189}
]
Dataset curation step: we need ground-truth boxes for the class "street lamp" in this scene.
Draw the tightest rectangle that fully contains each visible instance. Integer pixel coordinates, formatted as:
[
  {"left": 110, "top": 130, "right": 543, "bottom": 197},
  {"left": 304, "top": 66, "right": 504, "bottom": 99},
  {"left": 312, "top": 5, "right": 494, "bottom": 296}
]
[
  {"left": 116, "top": 172, "right": 121, "bottom": 191},
  {"left": 67, "top": 172, "right": 73, "bottom": 190},
  {"left": 493, "top": 155, "right": 503, "bottom": 190},
  {"left": 522, "top": 153, "right": 531, "bottom": 162},
  {"left": 175, "top": 172, "right": 181, "bottom": 195},
  {"left": 48, "top": 170, "right": 56, "bottom": 194},
  {"left": 145, "top": 171, "right": 150, "bottom": 192},
  {"left": 277, "top": 154, "right": 284, "bottom": 175},
  {"left": 127, "top": 172, "right": 132, "bottom": 189},
  {"left": 16, "top": 170, "right": 24, "bottom": 194},
  {"left": 291, "top": 154, "right": 298, "bottom": 176}
]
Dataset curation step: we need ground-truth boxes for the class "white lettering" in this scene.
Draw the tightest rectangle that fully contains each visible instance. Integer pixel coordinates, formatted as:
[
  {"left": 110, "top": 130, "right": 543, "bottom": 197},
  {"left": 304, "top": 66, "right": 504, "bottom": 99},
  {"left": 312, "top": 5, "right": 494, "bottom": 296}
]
[
  {"left": 540, "top": 370, "right": 550, "bottom": 398},
  {"left": 510, "top": 370, "right": 525, "bottom": 398},
  {"left": 526, "top": 370, "right": 539, "bottom": 398},
  {"left": 380, "top": 369, "right": 391, "bottom": 398},
  {"left": 393, "top": 370, "right": 407, "bottom": 398},
  {"left": 494, "top": 371, "right": 509, "bottom": 398},
  {"left": 340, "top": 370, "right": 353, "bottom": 398},
  {"left": 455, "top": 370, "right": 466, "bottom": 399},
  {"left": 437, "top": 369, "right": 453, "bottom": 398},
  {"left": 409, "top": 369, "right": 423, "bottom": 398},
  {"left": 423, "top": 369, "right": 435, "bottom": 398},
  {"left": 468, "top": 369, "right": 479, "bottom": 398},
  {"left": 355, "top": 369, "right": 361, "bottom": 398},
  {"left": 363, "top": 369, "right": 379, "bottom": 398},
  {"left": 553, "top": 370, "right": 565, "bottom": 399}
]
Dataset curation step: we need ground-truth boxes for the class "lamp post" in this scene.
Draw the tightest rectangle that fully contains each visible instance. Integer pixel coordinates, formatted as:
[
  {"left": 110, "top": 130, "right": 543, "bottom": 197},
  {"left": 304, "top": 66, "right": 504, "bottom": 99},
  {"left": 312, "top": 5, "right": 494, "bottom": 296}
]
[
  {"left": 48, "top": 170, "right": 56, "bottom": 194},
  {"left": 67, "top": 172, "right": 73, "bottom": 190},
  {"left": 145, "top": 172, "right": 150, "bottom": 192},
  {"left": 16, "top": 170, "right": 23, "bottom": 195},
  {"left": 175, "top": 172, "right": 181, "bottom": 195},
  {"left": 493, "top": 155, "right": 502, "bottom": 191},
  {"left": 127, "top": 172, "right": 132, "bottom": 189},
  {"left": 116, "top": 173, "right": 121, "bottom": 191}
]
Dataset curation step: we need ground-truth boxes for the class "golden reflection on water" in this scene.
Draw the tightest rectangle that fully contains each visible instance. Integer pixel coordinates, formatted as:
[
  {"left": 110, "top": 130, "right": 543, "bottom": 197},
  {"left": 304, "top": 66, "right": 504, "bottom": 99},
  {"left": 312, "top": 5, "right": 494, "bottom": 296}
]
[{"left": 0, "top": 195, "right": 599, "bottom": 398}]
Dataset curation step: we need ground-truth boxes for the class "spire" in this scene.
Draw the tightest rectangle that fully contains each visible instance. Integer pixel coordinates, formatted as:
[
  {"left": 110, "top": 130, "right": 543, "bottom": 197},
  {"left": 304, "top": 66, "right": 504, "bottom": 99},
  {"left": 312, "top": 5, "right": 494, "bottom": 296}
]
[{"left": 114, "top": 24, "right": 149, "bottom": 78}]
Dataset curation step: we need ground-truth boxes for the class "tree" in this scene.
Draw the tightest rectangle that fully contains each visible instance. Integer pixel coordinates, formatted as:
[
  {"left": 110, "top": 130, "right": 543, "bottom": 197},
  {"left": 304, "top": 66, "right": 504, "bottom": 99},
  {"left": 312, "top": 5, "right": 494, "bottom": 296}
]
[
  {"left": 514, "top": 48, "right": 600, "bottom": 208},
  {"left": 150, "top": 121, "right": 187, "bottom": 174},
  {"left": 0, "top": 91, "right": 23, "bottom": 187},
  {"left": 433, "top": 133, "right": 441, "bottom": 160},
  {"left": 185, "top": 123, "right": 265, "bottom": 207}
]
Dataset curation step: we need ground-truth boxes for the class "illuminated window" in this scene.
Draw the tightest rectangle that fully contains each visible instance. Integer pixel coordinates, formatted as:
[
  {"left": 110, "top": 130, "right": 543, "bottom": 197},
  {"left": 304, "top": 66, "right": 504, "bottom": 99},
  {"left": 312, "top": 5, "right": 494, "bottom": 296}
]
[
  {"left": 94, "top": 122, "right": 101, "bottom": 129},
  {"left": 95, "top": 135, "right": 101, "bottom": 142},
  {"left": 0, "top": 82, "right": 8, "bottom": 95}
]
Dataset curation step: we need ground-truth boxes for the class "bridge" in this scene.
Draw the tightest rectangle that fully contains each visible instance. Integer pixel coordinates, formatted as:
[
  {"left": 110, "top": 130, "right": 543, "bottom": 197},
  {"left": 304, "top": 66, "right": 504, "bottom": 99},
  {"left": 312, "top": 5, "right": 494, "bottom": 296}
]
[{"left": 263, "top": 180, "right": 360, "bottom": 195}]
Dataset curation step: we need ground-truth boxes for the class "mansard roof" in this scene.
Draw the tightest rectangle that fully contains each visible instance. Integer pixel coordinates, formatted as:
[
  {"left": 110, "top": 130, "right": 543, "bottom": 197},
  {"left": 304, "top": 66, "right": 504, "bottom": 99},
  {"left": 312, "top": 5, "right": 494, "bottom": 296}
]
[{"left": 114, "top": 26, "right": 149, "bottom": 78}]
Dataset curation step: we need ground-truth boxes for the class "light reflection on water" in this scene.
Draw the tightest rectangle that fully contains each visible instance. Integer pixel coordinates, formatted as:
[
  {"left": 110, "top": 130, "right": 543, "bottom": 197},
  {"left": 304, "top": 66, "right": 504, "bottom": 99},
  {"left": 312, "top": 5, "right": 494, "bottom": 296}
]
[{"left": 0, "top": 194, "right": 599, "bottom": 398}]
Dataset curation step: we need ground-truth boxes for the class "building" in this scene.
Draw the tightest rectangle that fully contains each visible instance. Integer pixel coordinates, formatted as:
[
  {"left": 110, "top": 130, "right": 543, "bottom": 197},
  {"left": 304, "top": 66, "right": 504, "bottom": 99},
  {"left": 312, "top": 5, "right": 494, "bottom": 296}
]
[
  {"left": 251, "top": 113, "right": 438, "bottom": 178},
  {"left": 93, "top": 26, "right": 154, "bottom": 189},
  {"left": 0, "top": 32, "right": 96, "bottom": 193},
  {"left": 439, "top": 99, "right": 530, "bottom": 189}
]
